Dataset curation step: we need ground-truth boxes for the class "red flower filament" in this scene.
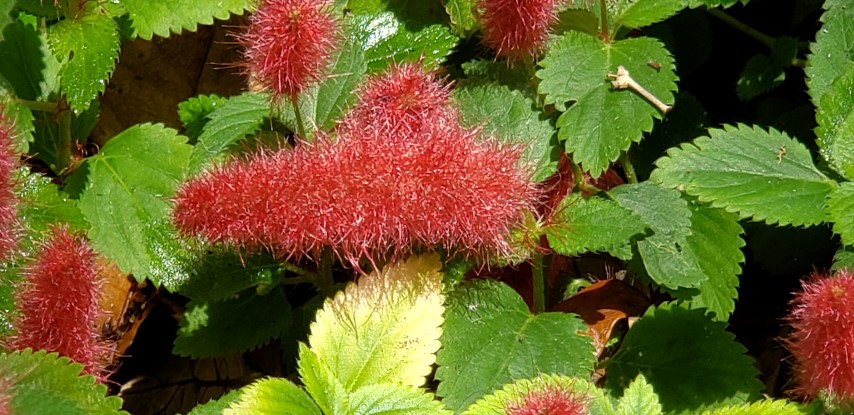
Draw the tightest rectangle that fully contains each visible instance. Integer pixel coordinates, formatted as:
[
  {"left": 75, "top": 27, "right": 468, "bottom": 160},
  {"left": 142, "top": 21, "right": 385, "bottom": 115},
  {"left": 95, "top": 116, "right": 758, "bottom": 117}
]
[
  {"left": 506, "top": 386, "right": 588, "bottom": 415},
  {"left": 0, "top": 112, "right": 18, "bottom": 260},
  {"left": 239, "top": 0, "right": 340, "bottom": 101},
  {"left": 478, "top": 0, "right": 559, "bottom": 61},
  {"left": 787, "top": 270, "right": 854, "bottom": 405},
  {"left": 8, "top": 228, "right": 108, "bottom": 378}
]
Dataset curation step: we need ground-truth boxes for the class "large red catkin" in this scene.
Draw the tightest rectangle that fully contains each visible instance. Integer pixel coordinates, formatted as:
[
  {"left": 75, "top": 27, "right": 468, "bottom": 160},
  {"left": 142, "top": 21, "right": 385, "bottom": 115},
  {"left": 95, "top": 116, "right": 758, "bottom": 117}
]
[
  {"left": 8, "top": 228, "right": 108, "bottom": 378},
  {"left": 505, "top": 386, "right": 587, "bottom": 415},
  {"left": 173, "top": 65, "right": 537, "bottom": 266},
  {"left": 0, "top": 112, "right": 18, "bottom": 261},
  {"left": 787, "top": 270, "right": 854, "bottom": 406},
  {"left": 239, "top": 0, "right": 340, "bottom": 101},
  {"left": 477, "top": 0, "right": 560, "bottom": 62}
]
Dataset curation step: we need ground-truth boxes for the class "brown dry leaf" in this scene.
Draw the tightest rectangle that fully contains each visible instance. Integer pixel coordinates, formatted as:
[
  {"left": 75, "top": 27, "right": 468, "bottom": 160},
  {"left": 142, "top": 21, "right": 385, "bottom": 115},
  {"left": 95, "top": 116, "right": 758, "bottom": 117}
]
[{"left": 551, "top": 279, "right": 649, "bottom": 356}]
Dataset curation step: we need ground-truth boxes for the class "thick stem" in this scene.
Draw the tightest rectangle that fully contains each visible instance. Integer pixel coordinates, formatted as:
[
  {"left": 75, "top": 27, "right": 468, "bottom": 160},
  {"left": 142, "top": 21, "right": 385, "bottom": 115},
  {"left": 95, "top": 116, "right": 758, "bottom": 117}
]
[
  {"left": 15, "top": 99, "right": 59, "bottom": 113},
  {"left": 531, "top": 250, "right": 546, "bottom": 314},
  {"left": 598, "top": 0, "right": 610, "bottom": 42},
  {"left": 57, "top": 107, "right": 72, "bottom": 173},
  {"left": 290, "top": 94, "right": 307, "bottom": 140},
  {"left": 706, "top": 8, "right": 774, "bottom": 49},
  {"left": 620, "top": 153, "right": 638, "bottom": 184}
]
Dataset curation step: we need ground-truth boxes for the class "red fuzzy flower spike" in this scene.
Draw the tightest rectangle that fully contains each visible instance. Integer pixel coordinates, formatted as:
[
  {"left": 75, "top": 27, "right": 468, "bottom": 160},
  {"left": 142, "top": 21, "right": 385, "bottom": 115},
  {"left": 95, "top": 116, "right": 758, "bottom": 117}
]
[
  {"left": 174, "top": 65, "right": 537, "bottom": 266},
  {"left": 339, "top": 63, "right": 457, "bottom": 140},
  {"left": 0, "top": 112, "right": 18, "bottom": 261},
  {"left": 478, "top": 0, "right": 560, "bottom": 62},
  {"left": 787, "top": 270, "right": 854, "bottom": 406},
  {"left": 506, "top": 385, "right": 587, "bottom": 415},
  {"left": 239, "top": 0, "right": 340, "bottom": 101},
  {"left": 8, "top": 227, "right": 108, "bottom": 378}
]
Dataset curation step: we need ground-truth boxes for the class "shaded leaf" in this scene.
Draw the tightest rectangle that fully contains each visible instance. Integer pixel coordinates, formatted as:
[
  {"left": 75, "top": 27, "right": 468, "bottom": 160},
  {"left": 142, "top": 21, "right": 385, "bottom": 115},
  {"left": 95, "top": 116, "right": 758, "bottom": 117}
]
[
  {"left": 189, "top": 93, "right": 269, "bottom": 173},
  {"left": 650, "top": 124, "right": 835, "bottom": 226},
  {"left": 178, "top": 94, "right": 228, "bottom": 142},
  {"left": 554, "top": 8, "right": 599, "bottom": 37},
  {"left": 615, "top": 374, "right": 663, "bottom": 415},
  {"left": 436, "top": 279, "right": 596, "bottom": 412},
  {"left": 171, "top": 249, "right": 283, "bottom": 302},
  {"left": 48, "top": 13, "right": 119, "bottom": 111},
  {"left": 806, "top": 1, "right": 854, "bottom": 106},
  {"left": 546, "top": 193, "right": 648, "bottom": 260},
  {"left": 121, "top": 0, "right": 250, "bottom": 40},
  {"left": 0, "top": 17, "right": 61, "bottom": 101},
  {"left": 174, "top": 285, "right": 292, "bottom": 358},
  {"left": 537, "top": 33, "right": 677, "bottom": 177},
  {"left": 735, "top": 37, "right": 797, "bottom": 101},
  {"left": 444, "top": 0, "right": 478, "bottom": 37},
  {"left": 349, "top": 11, "right": 457, "bottom": 73},
  {"left": 606, "top": 303, "right": 763, "bottom": 415},
  {"left": 184, "top": 389, "right": 243, "bottom": 415},
  {"left": 615, "top": 0, "right": 687, "bottom": 30}
]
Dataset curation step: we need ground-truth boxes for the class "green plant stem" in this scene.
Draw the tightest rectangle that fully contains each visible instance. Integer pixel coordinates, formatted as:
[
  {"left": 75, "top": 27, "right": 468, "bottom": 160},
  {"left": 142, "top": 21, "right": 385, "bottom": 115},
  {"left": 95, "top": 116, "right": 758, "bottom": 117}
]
[
  {"left": 280, "top": 261, "right": 318, "bottom": 279},
  {"left": 598, "top": 0, "right": 610, "bottom": 42},
  {"left": 317, "top": 247, "right": 335, "bottom": 296},
  {"left": 57, "top": 108, "right": 72, "bottom": 173},
  {"left": 706, "top": 8, "right": 774, "bottom": 49},
  {"left": 620, "top": 153, "right": 638, "bottom": 184},
  {"left": 290, "top": 95, "right": 307, "bottom": 139},
  {"left": 15, "top": 99, "right": 59, "bottom": 113},
  {"left": 570, "top": 161, "right": 604, "bottom": 195},
  {"left": 531, "top": 250, "right": 545, "bottom": 313}
]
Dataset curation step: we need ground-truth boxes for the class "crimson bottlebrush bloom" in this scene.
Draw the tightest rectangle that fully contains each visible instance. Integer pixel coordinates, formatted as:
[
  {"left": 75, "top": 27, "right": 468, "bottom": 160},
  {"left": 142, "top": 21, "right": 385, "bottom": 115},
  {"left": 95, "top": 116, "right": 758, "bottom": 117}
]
[
  {"left": 787, "top": 270, "right": 854, "bottom": 406},
  {"left": 239, "top": 0, "right": 340, "bottom": 101},
  {"left": 505, "top": 385, "right": 587, "bottom": 415},
  {"left": 7, "top": 227, "right": 108, "bottom": 378},
  {"left": 477, "top": 0, "right": 560, "bottom": 61},
  {"left": 338, "top": 63, "right": 458, "bottom": 140},
  {"left": 0, "top": 112, "right": 18, "bottom": 261}
]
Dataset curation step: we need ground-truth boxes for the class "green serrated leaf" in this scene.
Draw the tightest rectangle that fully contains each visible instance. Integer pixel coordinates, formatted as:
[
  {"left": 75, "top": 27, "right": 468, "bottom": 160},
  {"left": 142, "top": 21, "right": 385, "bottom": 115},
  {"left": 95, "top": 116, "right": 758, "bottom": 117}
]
[
  {"left": 174, "top": 285, "right": 292, "bottom": 358},
  {"left": 537, "top": 33, "right": 677, "bottom": 177},
  {"left": 615, "top": 374, "right": 663, "bottom": 415},
  {"left": 454, "top": 83, "right": 557, "bottom": 181},
  {"left": 833, "top": 246, "right": 854, "bottom": 271},
  {"left": 650, "top": 124, "right": 836, "bottom": 226},
  {"left": 686, "top": 0, "right": 743, "bottom": 7},
  {"left": 671, "top": 202, "right": 744, "bottom": 320},
  {"left": 611, "top": 182, "right": 691, "bottom": 243},
  {"left": 615, "top": 0, "right": 687, "bottom": 30},
  {"left": 48, "top": 13, "right": 119, "bottom": 111},
  {"left": 806, "top": 1, "right": 854, "bottom": 107},
  {"left": 460, "top": 59, "right": 538, "bottom": 98},
  {"left": 307, "top": 255, "right": 445, "bottom": 391},
  {"left": 349, "top": 384, "right": 451, "bottom": 415},
  {"left": 120, "top": 0, "right": 250, "bottom": 40},
  {"left": 299, "top": 343, "right": 350, "bottom": 415},
  {"left": 828, "top": 182, "right": 854, "bottom": 246},
  {"left": 71, "top": 123, "right": 192, "bottom": 285},
  {"left": 736, "top": 55, "right": 785, "bottom": 102},
  {"left": 0, "top": 17, "right": 61, "bottom": 101},
  {"left": 16, "top": 168, "right": 86, "bottom": 237},
  {"left": 223, "top": 378, "right": 321, "bottom": 415},
  {"left": 444, "top": 0, "right": 477, "bottom": 37},
  {"left": 172, "top": 248, "right": 282, "bottom": 302},
  {"left": 1, "top": 100, "right": 35, "bottom": 153},
  {"left": 637, "top": 233, "right": 706, "bottom": 289},
  {"left": 461, "top": 374, "right": 613, "bottom": 415},
  {"left": 178, "top": 94, "right": 228, "bottom": 142},
  {"left": 435, "top": 279, "right": 596, "bottom": 413},
  {"left": 349, "top": 11, "right": 457, "bottom": 73},
  {"left": 700, "top": 399, "right": 809, "bottom": 415},
  {"left": 184, "top": 389, "right": 243, "bottom": 415},
  {"left": 189, "top": 93, "right": 269, "bottom": 173},
  {"left": 554, "top": 8, "right": 599, "bottom": 37},
  {"left": 815, "top": 62, "right": 854, "bottom": 179},
  {"left": 546, "top": 193, "right": 648, "bottom": 260},
  {"left": 606, "top": 303, "right": 762, "bottom": 415},
  {"left": 1, "top": 349, "right": 126, "bottom": 415}
]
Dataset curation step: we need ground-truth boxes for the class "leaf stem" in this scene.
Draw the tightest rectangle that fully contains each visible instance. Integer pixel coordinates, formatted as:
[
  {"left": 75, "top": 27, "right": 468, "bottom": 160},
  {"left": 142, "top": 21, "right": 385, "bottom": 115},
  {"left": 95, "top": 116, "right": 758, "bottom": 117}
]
[
  {"left": 598, "top": 0, "right": 610, "bottom": 42},
  {"left": 280, "top": 261, "right": 319, "bottom": 279},
  {"left": 57, "top": 104, "right": 72, "bottom": 173},
  {"left": 290, "top": 94, "right": 307, "bottom": 140},
  {"left": 15, "top": 99, "right": 59, "bottom": 113},
  {"left": 531, "top": 250, "right": 545, "bottom": 314},
  {"left": 706, "top": 8, "right": 774, "bottom": 49},
  {"left": 620, "top": 153, "right": 638, "bottom": 184}
]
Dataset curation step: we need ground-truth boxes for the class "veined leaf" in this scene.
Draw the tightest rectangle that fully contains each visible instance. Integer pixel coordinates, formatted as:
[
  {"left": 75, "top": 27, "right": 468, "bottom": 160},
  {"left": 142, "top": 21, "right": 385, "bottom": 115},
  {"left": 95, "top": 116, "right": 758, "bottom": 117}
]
[
  {"left": 650, "top": 124, "right": 836, "bottom": 226},
  {"left": 0, "top": 17, "right": 61, "bottom": 101},
  {"left": 186, "top": 389, "right": 243, "bottom": 415},
  {"left": 436, "top": 280, "right": 596, "bottom": 413},
  {"left": 349, "top": 384, "right": 451, "bottom": 415},
  {"left": 833, "top": 246, "right": 854, "bottom": 271},
  {"left": 606, "top": 303, "right": 762, "bottom": 415},
  {"left": 615, "top": 375, "right": 663, "bottom": 415},
  {"left": 460, "top": 374, "right": 612, "bottom": 415},
  {"left": 444, "top": 0, "right": 478, "bottom": 37},
  {"left": 71, "top": 124, "right": 192, "bottom": 286},
  {"left": 306, "top": 254, "right": 445, "bottom": 390},
  {"left": 454, "top": 83, "right": 558, "bottom": 181},
  {"left": 546, "top": 193, "right": 648, "bottom": 260},
  {"left": 815, "top": 63, "right": 854, "bottom": 179},
  {"left": 537, "top": 33, "right": 677, "bottom": 177},
  {"left": 615, "top": 0, "right": 687, "bottom": 30},
  {"left": 178, "top": 94, "right": 228, "bottom": 142},
  {"left": 828, "top": 182, "right": 854, "bottom": 246},
  {"left": 224, "top": 378, "right": 321, "bottom": 415},
  {"left": 299, "top": 343, "right": 350, "bottom": 415},
  {"left": 700, "top": 400, "right": 809, "bottom": 415},
  {"left": 1, "top": 350, "right": 125, "bottom": 414},
  {"left": 189, "top": 93, "right": 269, "bottom": 173},
  {"left": 48, "top": 12, "right": 119, "bottom": 111},
  {"left": 174, "top": 285, "right": 292, "bottom": 358},
  {"left": 806, "top": 0, "right": 854, "bottom": 107},
  {"left": 120, "top": 0, "right": 250, "bottom": 40}
]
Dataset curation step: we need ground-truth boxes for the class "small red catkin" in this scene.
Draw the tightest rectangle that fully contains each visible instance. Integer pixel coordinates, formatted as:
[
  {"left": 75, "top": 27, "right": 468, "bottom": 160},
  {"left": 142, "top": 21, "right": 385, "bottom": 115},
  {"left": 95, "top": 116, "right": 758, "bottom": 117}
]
[
  {"left": 238, "top": 0, "right": 340, "bottom": 101},
  {"left": 8, "top": 227, "right": 108, "bottom": 379},
  {"left": 787, "top": 269, "right": 854, "bottom": 406},
  {"left": 0, "top": 111, "right": 19, "bottom": 261},
  {"left": 477, "top": 0, "right": 560, "bottom": 62},
  {"left": 505, "top": 386, "right": 588, "bottom": 415}
]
